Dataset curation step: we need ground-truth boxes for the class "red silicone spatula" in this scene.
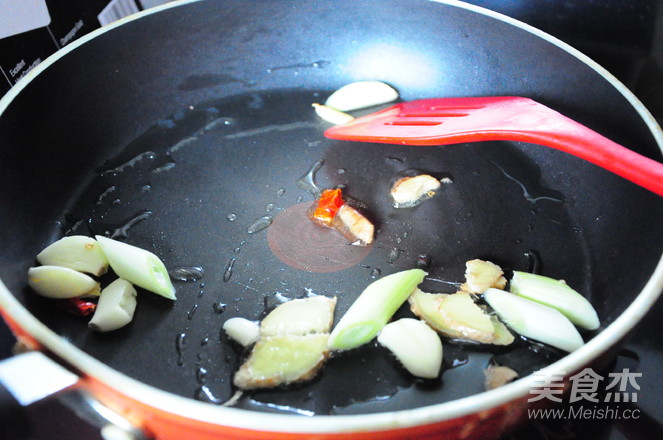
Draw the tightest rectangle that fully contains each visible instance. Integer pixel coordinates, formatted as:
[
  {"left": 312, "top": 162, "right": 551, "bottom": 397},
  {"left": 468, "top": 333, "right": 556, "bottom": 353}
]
[{"left": 324, "top": 96, "right": 663, "bottom": 196}]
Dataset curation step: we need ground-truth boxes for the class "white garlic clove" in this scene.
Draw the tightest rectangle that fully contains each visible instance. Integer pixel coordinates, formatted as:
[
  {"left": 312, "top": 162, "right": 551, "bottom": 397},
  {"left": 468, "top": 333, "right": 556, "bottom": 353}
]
[
  {"left": 37, "top": 236, "right": 109, "bottom": 276},
  {"left": 325, "top": 81, "right": 399, "bottom": 112},
  {"left": 28, "top": 266, "right": 100, "bottom": 299},
  {"left": 312, "top": 103, "right": 355, "bottom": 125},
  {"left": 377, "top": 318, "right": 443, "bottom": 379},
  {"left": 223, "top": 317, "right": 260, "bottom": 347},
  {"left": 88, "top": 278, "right": 137, "bottom": 332}
]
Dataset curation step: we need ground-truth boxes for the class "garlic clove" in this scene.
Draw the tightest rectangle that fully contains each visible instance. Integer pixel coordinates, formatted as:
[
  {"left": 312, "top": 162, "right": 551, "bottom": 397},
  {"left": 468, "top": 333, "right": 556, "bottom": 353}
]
[
  {"left": 28, "top": 266, "right": 100, "bottom": 299},
  {"left": 36, "top": 236, "right": 109, "bottom": 276},
  {"left": 312, "top": 103, "right": 355, "bottom": 125},
  {"left": 88, "top": 278, "right": 137, "bottom": 332},
  {"left": 325, "top": 81, "right": 399, "bottom": 112},
  {"left": 377, "top": 318, "right": 443, "bottom": 379},
  {"left": 223, "top": 317, "right": 260, "bottom": 347}
]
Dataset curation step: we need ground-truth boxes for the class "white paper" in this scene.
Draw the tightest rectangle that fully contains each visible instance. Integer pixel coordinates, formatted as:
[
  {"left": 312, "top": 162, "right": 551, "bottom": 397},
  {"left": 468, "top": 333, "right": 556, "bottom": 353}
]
[{"left": 0, "top": 0, "right": 51, "bottom": 40}]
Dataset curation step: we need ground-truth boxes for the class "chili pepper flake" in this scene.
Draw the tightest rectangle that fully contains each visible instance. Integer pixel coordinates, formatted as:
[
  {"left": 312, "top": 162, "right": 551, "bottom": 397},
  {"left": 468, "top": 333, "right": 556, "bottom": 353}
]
[{"left": 308, "top": 188, "right": 344, "bottom": 226}]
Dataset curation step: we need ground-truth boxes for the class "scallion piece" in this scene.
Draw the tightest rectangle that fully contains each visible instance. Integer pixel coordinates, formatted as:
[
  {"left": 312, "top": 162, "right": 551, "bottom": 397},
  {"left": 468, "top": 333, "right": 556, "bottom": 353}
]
[
  {"left": 484, "top": 288, "right": 584, "bottom": 352},
  {"left": 328, "top": 268, "right": 427, "bottom": 351},
  {"left": 95, "top": 236, "right": 176, "bottom": 300},
  {"left": 510, "top": 271, "right": 599, "bottom": 330}
]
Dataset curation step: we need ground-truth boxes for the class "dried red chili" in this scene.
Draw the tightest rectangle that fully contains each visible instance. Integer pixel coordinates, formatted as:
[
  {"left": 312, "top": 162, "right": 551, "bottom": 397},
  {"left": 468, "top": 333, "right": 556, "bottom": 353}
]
[
  {"left": 58, "top": 297, "right": 97, "bottom": 317},
  {"left": 308, "top": 188, "right": 344, "bottom": 226}
]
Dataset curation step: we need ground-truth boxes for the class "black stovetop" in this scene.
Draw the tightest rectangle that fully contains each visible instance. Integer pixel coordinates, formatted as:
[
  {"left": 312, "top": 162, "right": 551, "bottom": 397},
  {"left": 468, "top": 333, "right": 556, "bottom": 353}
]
[{"left": 1, "top": 1, "right": 662, "bottom": 439}]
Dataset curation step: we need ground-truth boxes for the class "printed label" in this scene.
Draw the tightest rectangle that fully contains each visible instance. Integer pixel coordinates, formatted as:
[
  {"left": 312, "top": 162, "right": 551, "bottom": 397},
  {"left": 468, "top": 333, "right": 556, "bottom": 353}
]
[{"left": 98, "top": 0, "right": 141, "bottom": 27}]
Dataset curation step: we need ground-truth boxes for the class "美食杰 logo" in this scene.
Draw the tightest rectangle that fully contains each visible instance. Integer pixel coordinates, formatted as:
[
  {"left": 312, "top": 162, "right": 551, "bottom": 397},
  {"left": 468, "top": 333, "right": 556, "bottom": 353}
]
[{"left": 527, "top": 368, "right": 641, "bottom": 420}]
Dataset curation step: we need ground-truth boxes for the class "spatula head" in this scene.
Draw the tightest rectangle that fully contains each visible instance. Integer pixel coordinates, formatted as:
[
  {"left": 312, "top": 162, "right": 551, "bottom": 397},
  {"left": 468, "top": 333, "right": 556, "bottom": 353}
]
[{"left": 324, "top": 96, "right": 539, "bottom": 145}]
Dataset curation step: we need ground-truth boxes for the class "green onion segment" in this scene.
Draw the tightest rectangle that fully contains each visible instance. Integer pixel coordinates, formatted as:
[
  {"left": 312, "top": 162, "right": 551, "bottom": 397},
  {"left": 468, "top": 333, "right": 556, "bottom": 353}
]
[
  {"left": 328, "top": 268, "right": 427, "bottom": 351},
  {"left": 484, "top": 288, "right": 584, "bottom": 352},
  {"left": 510, "top": 271, "right": 599, "bottom": 330},
  {"left": 95, "top": 236, "right": 176, "bottom": 300}
]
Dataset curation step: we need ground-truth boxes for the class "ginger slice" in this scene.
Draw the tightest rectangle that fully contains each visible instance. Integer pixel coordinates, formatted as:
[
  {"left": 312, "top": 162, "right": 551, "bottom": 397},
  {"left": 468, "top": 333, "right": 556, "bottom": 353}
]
[
  {"left": 408, "top": 289, "right": 513, "bottom": 345},
  {"left": 460, "top": 259, "right": 507, "bottom": 294},
  {"left": 233, "top": 296, "right": 336, "bottom": 390},
  {"left": 233, "top": 334, "right": 330, "bottom": 390}
]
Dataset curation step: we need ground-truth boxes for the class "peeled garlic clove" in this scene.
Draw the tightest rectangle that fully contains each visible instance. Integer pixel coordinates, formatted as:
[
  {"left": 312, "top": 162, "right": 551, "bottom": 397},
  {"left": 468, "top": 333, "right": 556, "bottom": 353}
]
[
  {"left": 390, "top": 175, "right": 441, "bottom": 208},
  {"left": 325, "top": 80, "right": 399, "bottom": 112},
  {"left": 378, "top": 318, "right": 442, "bottom": 379},
  {"left": 28, "top": 266, "right": 100, "bottom": 299},
  {"left": 223, "top": 317, "right": 260, "bottom": 347},
  {"left": 462, "top": 259, "right": 507, "bottom": 294},
  {"left": 88, "top": 279, "right": 137, "bottom": 332},
  {"left": 36, "top": 236, "right": 109, "bottom": 276},
  {"left": 260, "top": 296, "right": 337, "bottom": 337},
  {"left": 233, "top": 334, "right": 330, "bottom": 390},
  {"left": 312, "top": 103, "right": 355, "bottom": 125},
  {"left": 94, "top": 236, "right": 176, "bottom": 300}
]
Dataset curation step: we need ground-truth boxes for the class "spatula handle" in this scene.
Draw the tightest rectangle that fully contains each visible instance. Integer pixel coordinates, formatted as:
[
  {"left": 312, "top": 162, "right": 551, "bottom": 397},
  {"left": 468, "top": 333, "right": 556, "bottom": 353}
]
[{"left": 531, "top": 119, "right": 663, "bottom": 197}]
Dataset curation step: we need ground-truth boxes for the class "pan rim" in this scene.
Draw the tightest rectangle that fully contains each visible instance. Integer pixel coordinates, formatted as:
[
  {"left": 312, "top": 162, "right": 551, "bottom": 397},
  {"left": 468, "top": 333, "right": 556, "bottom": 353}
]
[{"left": 0, "top": 0, "right": 662, "bottom": 434}]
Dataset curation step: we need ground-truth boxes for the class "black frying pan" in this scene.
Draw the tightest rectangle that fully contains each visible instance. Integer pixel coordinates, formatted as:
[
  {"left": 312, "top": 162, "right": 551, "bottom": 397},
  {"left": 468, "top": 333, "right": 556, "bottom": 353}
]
[{"left": 0, "top": 0, "right": 661, "bottom": 438}]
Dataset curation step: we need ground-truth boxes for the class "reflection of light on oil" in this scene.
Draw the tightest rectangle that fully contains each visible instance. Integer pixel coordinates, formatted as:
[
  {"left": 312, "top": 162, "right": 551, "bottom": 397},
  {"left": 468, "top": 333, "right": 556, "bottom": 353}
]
[{"left": 345, "top": 43, "right": 439, "bottom": 90}]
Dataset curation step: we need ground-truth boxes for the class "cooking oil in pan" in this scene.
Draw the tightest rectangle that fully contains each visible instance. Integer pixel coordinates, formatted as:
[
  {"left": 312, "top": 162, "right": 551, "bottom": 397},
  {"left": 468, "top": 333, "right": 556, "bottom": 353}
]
[
  {"left": 223, "top": 258, "right": 236, "bottom": 282},
  {"left": 47, "top": 88, "right": 590, "bottom": 416},
  {"left": 169, "top": 266, "right": 205, "bottom": 282},
  {"left": 247, "top": 215, "right": 273, "bottom": 234}
]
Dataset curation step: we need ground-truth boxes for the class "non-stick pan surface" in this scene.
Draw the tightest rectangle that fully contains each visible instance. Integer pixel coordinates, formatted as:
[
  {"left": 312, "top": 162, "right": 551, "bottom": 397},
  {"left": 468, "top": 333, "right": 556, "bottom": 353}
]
[{"left": 0, "top": 0, "right": 661, "bottom": 419}]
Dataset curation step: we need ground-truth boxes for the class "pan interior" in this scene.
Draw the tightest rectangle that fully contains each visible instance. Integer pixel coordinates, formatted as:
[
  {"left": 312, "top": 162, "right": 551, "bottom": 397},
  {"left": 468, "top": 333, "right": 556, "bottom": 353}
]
[{"left": 13, "top": 89, "right": 596, "bottom": 415}]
